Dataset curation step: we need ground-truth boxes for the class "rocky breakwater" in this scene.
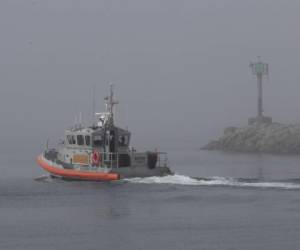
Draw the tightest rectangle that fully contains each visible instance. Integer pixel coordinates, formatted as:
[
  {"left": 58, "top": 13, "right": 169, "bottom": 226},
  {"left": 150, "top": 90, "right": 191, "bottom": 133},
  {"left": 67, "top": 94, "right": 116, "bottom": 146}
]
[{"left": 202, "top": 123, "right": 300, "bottom": 154}]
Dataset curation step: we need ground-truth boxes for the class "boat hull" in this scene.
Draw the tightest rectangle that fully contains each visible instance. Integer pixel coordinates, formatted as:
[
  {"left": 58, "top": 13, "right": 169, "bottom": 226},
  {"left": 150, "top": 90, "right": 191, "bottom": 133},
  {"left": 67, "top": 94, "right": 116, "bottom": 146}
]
[
  {"left": 37, "top": 154, "right": 172, "bottom": 181},
  {"left": 113, "top": 166, "right": 172, "bottom": 179},
  {"left": 36, "top": 155, "right": 120, "bottom": 181}
]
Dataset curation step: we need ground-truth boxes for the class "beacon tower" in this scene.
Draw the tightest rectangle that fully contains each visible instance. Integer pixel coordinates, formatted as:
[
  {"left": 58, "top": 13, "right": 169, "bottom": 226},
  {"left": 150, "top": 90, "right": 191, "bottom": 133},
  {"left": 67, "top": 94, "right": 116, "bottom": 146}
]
[{"left": 248, "top": 57, "right": 272, "bottom": 125}]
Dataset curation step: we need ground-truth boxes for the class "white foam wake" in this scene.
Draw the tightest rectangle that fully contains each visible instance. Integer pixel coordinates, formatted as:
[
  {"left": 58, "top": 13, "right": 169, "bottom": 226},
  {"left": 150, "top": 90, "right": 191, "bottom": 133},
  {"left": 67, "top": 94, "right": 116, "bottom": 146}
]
[{"left": 125, "top": 174, "right": 300, "bottom": 189}]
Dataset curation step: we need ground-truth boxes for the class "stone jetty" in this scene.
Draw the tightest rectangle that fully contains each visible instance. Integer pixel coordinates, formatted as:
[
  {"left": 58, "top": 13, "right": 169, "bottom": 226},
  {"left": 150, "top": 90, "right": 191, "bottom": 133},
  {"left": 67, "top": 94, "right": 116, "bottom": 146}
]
[{"left": 202, "top": 122, "right": 300, "bottom": 154}]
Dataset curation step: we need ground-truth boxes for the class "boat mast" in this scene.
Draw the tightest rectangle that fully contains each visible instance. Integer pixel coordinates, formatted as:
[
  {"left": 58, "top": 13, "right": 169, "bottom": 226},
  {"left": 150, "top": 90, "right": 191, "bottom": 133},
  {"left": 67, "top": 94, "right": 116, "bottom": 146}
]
[
  {"left": 92, "top": 84, "right": 96, "bottom": 126},
  {"left": 104, "top": 84, "right": 119, "bottom": 127}
]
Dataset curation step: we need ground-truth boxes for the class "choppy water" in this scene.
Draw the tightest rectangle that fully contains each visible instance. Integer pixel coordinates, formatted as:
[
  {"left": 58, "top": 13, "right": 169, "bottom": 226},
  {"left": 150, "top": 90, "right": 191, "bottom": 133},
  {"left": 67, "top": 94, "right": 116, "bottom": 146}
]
[{"left": 1, "top": 150, "right": 300, "bottom": 250}]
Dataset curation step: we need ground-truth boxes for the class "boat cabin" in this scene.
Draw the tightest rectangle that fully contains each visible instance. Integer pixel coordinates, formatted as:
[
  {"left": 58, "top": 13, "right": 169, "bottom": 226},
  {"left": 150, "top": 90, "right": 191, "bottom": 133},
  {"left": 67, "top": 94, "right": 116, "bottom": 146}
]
[
  {"left": 59, "top": 125, "right": 131, "bottom": 167},
  {"left": 41, "top": 85, "right": 169, "bottom": 179}
]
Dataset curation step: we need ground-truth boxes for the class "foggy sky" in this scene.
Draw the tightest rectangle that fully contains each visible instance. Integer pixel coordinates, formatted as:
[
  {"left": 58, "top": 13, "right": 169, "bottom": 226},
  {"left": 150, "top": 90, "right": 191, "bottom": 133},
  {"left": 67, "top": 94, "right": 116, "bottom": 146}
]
[{"left": 1, "top": 0, "right": 300, "bottom": 154}]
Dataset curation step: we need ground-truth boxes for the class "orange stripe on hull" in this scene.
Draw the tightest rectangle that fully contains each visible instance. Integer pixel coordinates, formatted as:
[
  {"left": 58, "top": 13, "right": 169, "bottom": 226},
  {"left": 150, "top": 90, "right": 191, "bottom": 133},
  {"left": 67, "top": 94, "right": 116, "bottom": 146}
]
[{"left": 36, "top": 155, "right": 120, "bottom": 181}]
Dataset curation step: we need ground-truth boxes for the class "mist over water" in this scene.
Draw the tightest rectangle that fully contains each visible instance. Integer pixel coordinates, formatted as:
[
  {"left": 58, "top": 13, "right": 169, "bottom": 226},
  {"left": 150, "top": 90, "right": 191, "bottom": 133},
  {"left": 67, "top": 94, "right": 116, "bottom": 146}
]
[
  {"left": 1, "top": 0, "right": 300, "bottom": 154},
  {"left": 1, "top": 1, "right": 300, "bottom": 249}
]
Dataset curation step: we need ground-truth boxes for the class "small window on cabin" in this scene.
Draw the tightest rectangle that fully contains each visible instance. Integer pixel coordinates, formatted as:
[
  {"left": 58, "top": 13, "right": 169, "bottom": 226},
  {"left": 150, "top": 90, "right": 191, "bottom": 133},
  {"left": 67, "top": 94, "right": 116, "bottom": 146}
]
[
  {"left": 119, "top": 135, "right": 125, "bottom": 146},
  {"left": 67, "top": 135, "right": 76, "bottom": 145},
  {"left": 77, "top": 135, "right": 84, "bottom": 146},
  {"left": 72, "top": 136, "right": 76, "bottom": 144},
  {"left": 93, "top": 135, "right": 102, "bottom": 147},
  {"left": 67, "top": 135, "right": 73, "bottom": 145},
  {"left": 119, "top": 135, "right": 129, "bottom": 146},
  {"left": 85, "top": 135, "right": 91, "bottom": 146}
]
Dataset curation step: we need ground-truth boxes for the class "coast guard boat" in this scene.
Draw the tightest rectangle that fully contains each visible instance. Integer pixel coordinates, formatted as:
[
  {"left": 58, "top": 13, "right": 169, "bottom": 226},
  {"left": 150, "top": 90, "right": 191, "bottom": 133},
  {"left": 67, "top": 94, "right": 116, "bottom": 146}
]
[{"left": 37, "top": 85, "right": 172, "bottom": 181}]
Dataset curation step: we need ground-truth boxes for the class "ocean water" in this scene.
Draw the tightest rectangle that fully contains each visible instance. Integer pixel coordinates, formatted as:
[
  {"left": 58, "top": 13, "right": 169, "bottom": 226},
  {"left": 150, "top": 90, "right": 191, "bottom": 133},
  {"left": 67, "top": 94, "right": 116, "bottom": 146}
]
[{"left": 1, "top": 150, "right": 300, "bottom": 250}]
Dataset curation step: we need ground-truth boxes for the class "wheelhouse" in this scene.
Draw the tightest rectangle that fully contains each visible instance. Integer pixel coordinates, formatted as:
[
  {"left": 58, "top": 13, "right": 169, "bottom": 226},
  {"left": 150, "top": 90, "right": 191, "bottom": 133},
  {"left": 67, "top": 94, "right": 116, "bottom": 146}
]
[{"left": 65, "top": 128, "right": 93, "bottom": 149}]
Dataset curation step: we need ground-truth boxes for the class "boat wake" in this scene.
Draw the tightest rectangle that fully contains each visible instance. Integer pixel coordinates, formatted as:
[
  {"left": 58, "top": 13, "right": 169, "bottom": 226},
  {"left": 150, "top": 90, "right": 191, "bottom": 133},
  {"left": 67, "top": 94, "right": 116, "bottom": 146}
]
[
  {"left": 34, "top": 175, "right": 51, "bottom": 181},
  {"left": 35, "top": 173, "right": 300, "bottom": 189},
  {"left": 125, "top": 174, "right": 300, "bottom": 189}
]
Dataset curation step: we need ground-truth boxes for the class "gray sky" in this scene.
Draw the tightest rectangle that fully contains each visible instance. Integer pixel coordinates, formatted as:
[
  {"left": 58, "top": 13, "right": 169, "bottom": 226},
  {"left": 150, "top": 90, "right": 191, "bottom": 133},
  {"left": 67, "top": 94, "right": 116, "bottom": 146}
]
[{"left": 0, "top": 0, "right": 300, "bottom": 154}]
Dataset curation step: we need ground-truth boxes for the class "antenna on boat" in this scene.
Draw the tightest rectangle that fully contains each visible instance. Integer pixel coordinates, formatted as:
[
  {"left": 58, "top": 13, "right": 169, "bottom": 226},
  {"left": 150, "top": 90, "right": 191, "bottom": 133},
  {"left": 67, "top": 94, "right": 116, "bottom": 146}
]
[
  {"left": 94, "top": 84, "right": 119, "bottom": 128},
  {"left": 46, "top": 138, "right": 49, "bottom": 150},
  {"left": 74, "top": 115, "right": 77, "bottom": 129},
  {"left": 92, "top": 84, "right": 96, "bottom": 126},
  {"left": 79, "top": 112, "right": 82, "bottom": 128},
  {"left": 104, "top": 83, "right": 119, "bottom": 125}
]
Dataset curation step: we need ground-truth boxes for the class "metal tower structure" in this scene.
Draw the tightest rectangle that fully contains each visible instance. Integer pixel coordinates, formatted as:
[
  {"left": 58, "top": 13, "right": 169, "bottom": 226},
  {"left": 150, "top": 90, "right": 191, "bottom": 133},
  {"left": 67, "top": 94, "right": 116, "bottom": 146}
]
[
  {"left": 249, "top": 57, "right": 269, "bottom": 119},
  {"left": 248, "top": 57, "right": 272, "bottom": 125}
]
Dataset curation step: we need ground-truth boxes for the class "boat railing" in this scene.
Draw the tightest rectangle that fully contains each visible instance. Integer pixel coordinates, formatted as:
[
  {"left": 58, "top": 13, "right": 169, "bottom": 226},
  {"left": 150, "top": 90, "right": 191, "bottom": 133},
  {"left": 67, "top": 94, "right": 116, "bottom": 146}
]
[
  {"left": 43, "top": 149, "right": 168, "bottom": 170},
  {"left": 156, "top": 152, "right": 168, "bottom": 168},
  {"left": 99, "top": 152, "right": 168, "bottom": 169},
  {"left": 100, "top": 152, "right": 118, "bottom": 169}
]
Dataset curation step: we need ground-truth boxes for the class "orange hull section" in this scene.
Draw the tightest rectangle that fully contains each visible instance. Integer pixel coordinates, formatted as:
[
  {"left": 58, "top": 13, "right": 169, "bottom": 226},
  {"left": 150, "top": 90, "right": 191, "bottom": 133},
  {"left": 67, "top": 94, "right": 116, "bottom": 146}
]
[{"left": 36, "top": 155, "right": 120, "bottom": 181}]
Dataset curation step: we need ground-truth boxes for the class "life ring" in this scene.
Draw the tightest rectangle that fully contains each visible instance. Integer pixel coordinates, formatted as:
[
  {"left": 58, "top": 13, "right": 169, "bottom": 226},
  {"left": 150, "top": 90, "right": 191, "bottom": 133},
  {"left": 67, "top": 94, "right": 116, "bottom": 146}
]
[{"left": 91, "top": 150, "right": 101, "bottom": 166}]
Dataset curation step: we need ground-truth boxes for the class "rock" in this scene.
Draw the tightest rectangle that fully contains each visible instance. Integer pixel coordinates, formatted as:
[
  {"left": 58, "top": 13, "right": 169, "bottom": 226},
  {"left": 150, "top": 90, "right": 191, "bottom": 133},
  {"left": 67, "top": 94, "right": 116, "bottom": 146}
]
[
  {"left": 201, "top": 122, "right": 300, "bottom": 154},
  {"left": 224, "top": 126, "right": 237, "bottom": 135}
]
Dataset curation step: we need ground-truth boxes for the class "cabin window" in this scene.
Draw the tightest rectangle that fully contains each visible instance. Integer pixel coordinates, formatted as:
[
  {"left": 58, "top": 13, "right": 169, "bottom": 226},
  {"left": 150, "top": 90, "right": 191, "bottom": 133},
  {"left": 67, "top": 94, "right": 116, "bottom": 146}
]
[
  {"left": 67, "top": 135, "right": 72, "bottom": 144},
  {"left": 77, "top": 135, "right": 84, "bottom": 146},
  {"left": 119, "top": 135, "right": 129, "bottom": 146},
  {"left": 67, "top": 135, "right": 76, "bottom": 145},
  {"left": 93, "top": 135, "right": 102, "bottom": 147},
  {"left": 119, "top": 135, "right": 125, "bottom": 146},
  {"left": 85, "top": 135, "right": 91, "bottom": 146}
]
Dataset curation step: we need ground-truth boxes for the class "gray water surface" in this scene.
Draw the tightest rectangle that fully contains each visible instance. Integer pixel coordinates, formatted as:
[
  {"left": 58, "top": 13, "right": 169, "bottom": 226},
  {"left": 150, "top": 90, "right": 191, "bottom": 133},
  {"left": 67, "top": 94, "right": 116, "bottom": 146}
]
[{"left": 1, "top": 150, "right": 300, "bottom": 250}]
